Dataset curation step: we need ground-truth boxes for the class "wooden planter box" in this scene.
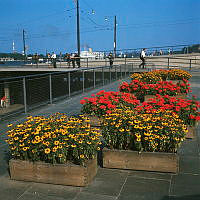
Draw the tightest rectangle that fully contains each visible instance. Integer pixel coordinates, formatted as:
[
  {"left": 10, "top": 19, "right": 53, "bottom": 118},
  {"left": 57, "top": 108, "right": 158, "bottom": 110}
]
[
  {"left": 9, "top": 157, "right": 97, "bottom": 187},
  {"left": 186, "top": 126, "right": 196, "bottom": 139},
  {"left": 103, "top": 148, "right": 178, "bottom": 173}
]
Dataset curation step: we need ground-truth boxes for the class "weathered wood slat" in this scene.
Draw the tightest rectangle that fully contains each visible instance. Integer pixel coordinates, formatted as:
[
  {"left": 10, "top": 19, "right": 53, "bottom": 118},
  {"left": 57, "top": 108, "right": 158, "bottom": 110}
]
[
  {"left": 9, "top": 158, "right": 97, "bottom": 187},
  {"left": 103, "top": 149, "right": 178, "bottom": 173}
]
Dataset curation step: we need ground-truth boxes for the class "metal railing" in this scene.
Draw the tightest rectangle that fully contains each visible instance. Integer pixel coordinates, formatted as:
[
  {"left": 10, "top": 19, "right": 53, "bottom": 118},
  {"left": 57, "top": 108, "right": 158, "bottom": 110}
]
[
  {"left": 0, "top": 62, "right": 142, "bottom": 119},
  {"left": 1, "top": 54, "right": 200, "bottom": 119}
]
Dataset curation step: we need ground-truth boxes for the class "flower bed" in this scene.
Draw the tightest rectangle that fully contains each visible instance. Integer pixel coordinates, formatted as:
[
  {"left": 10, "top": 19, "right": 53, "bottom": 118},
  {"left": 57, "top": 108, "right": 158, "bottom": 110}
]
[
  {"left": 6, "top": 113, "right": 101, "bottom": 186},
  {"left": 80, "top": 90, "right": 140, "bottom": 118},
  {"left": 119, "top": 80, "right": 190, "bottom": 99},
  {"left": 137, "top": 95, "right": 200, "bottom": 127},
  {"left": 101, "top": 107, "right": 186, "bottom": 172},
  {"left": 167, "top": 69, "right": 192, "bottom": 80},
  {"left": 130, "top": 69, "right": 192, "bottom": 82}
]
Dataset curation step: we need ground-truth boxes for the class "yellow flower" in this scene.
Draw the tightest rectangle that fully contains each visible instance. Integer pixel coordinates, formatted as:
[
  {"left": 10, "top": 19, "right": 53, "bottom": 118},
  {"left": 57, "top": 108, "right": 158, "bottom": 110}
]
[
  {"left": 58, "top": 154, "right": 63, "bottom": 158},
  {"left": 71, "top": 144, "right": 76, "bottom": 148},
  {"left": 80, "top": 154, "right": 85, "bottom": 158},
  {"left": 44, "top": 148, "right": 51, "bottom": 154},
  {"left": 87, "top": 141, "right": 92, "bottom": 144},
  {"left": 22, "top": 147, "right": 28, "bottom": 151},
  {"left": 54, "top": 141, "right": 59, "bottom": 145},
  {"left": 136, "top": 138, "right": 141, "bottom": 142}
]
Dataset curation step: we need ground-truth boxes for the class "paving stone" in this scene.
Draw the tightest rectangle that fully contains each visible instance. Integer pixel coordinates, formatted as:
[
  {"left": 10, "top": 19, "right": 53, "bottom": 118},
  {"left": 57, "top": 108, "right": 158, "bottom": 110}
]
[
  {"left": 0, "top": 164, "right": 9, "bottom": 177},
  {"left": 168, "top": 194, "right": 200, "bottom": 200},
  {"left": 75, "top": 192, "right": 116, "bottom": 200},
  {"left": 128, "top": 170, "right": 172, "bottom": 181},
  {"left": 177, "top": 140, "right": 199, "bottom": 157},
  {"left": 0, "top": 176, "right": 32, "bottom": 200},
  {"left": 18, "top": 191, "right": 68, "bottom": 200},
  {"left": 26, "top": 182, "right": 81, "bottom": 200},
  {"left": 118, "top": 176, "right": 170, "bottom": 200},
  {"left": 82, "top": 168, "right": 128, "bottom": 197},
  {"left": 171, "top": 174, "right": 200, "bottom": 196},
  {"left": 179, "top": 156, "right": 200, "bottom": 174}
]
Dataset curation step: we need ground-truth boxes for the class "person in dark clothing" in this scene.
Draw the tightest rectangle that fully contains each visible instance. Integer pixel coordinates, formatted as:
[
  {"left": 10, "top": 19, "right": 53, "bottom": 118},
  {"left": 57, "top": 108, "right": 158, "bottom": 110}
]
[
  {"left": 71, "top": 55, "right": 75, "bottom": 68},
  {"left": 74, "top": 53, "right": 81, "bottom": 68},
  {"left": 108, "top": 53, "right": 114, "bottom": 67},
  {"left": 65, "top": 53, "right": 71, "bottom": 67},
  {"left": 51, "top": 52, "right": 57, "bottom": 68},
  {"left": 139, "top": 48, "right": 146, "bottom": 68}
]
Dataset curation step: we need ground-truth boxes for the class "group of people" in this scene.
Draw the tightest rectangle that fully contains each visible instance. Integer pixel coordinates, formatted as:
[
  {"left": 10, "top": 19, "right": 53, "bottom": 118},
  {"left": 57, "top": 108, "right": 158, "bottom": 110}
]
[
  {"left": 46, "top": 52, "right": 57, "bottom": 68},
  {"left": 64, "top": 53, "right": 80, "bottom": 68}
]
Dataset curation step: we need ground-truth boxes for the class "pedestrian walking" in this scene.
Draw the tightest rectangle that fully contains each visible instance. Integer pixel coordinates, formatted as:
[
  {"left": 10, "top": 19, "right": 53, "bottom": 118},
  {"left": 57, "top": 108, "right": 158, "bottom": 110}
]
[
  {"left": 108, "top": 53, "right": 114, "bottom": 67},
  {"left": 51, "top": 52, "right": 57, "bottom": 68},
  {"left": 71, "top": 54, "right": 75, "bottom": 68},
  {"left": 65, "top": 53, "right": 71, "bottom": 67},
  {"left": 74, "top": 53, "right": 81, "bottom": 68},
  {"left": 139, "top": 48, "right": 146, "bottom": 68}
]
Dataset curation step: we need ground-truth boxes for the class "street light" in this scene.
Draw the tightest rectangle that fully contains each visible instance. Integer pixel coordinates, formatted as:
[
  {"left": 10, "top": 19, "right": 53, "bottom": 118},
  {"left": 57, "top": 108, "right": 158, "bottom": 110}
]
[{"left": 105, "top": 15, "right": 117, "bottom": 58}]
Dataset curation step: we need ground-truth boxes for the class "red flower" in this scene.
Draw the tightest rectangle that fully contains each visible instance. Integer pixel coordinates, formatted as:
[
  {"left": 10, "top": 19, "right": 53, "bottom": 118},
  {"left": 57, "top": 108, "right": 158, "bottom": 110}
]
[{"left": 80, "top": 100, "right": 86, "bottom": 104}]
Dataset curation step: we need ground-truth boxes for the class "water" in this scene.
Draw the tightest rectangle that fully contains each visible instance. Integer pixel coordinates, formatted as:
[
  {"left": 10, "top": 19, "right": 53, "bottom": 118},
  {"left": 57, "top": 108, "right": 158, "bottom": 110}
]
[{"left": 0, "top": 61, "right": 32, "bottom": 67}]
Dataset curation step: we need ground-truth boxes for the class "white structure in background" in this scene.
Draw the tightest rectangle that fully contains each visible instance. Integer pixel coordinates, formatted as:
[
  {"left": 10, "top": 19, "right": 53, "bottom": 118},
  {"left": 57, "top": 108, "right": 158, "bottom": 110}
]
[
  {"left": 80, "top": 48, "right": 104, "bottom": 60},
  {"left": 12, "top": 40, "right": 15, "bottom": 53}
]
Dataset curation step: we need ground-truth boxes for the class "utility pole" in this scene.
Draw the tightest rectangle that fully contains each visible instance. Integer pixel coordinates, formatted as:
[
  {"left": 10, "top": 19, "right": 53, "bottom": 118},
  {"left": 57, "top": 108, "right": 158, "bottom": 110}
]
[
  {"left": 114, "top": 16, "right": 117, "bottom": 58},
  {"left": 22, "top": 29, "right": 26, "bottom": 61},
  {"left": 76, "top": 0, "right": 81, "bottom": 56}
]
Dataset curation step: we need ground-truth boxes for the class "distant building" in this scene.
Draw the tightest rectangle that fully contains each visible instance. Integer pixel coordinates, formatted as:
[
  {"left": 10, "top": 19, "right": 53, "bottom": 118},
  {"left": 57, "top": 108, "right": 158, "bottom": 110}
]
[
  {"left": 80, "top": 48, "right": 104, "bottom": 60},
  {"left": 0, "top": 57, "right": 14, "bottom": 61}
]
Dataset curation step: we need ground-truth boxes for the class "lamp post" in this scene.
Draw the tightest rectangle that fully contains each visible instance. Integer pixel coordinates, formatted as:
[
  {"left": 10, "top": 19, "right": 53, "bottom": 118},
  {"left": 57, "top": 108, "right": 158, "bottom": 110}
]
[
  {"left": 105, "top": 15, "right": 117, "bottom": 58},
  {"left": 22, "top": 29, "right": 26, "bottom": 62},
  {"left": 76, "top": 0, "right": 80, "bottom": 56},
  {"left": 114, "top": 16, "right": 117, "bottom": 58}
]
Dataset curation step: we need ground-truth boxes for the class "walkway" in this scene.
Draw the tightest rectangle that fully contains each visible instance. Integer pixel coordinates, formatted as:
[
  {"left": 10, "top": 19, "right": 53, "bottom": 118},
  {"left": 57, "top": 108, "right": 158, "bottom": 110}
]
[{"left": 0, "top": 74, "right": 200, "bottom": 200}]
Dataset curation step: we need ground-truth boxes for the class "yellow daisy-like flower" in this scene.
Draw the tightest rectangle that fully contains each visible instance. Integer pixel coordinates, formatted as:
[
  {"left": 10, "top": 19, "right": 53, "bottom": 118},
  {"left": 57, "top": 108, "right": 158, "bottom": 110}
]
[
  {"left": 44, "top": 148, "right": 51, "bottom": 154},
  {"left": 87, "top": 141, "right": 91, "bottom": 144},
  {"left": 80, "top": 154, "right": 85, "bottom": 158},
  {"left": 54, "top": 141, "right": 59, "bottom": 145}
]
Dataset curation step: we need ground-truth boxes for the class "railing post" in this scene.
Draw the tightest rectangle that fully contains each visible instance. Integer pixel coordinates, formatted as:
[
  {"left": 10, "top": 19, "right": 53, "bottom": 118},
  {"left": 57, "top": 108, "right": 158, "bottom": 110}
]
[
  {"left": 105, "top": 58, "right": 107, "bottom": 66},
  {"left": 68, "top": 72, "right": 71, "bottom": 97},
  {"left": 125, "top": 63, "right": 127, "bottom": 77},
  {"left": 120, "top": 65, "right": 122, "bottom": 79},
  {"left": 87, "top": 58, "right": 88, "bottom": 68},
  {"left": 93, "top": 69, "right": 96, "bottom": 88},
  {"left": 102, "top": 67, "right": 104, "bottom": 85},
  {"left": 109, "top": 66, "right": 111, "bottom": 83},
  {"left": 168, "top": 57, "right": 170, "bottom": 68},
  {"left": 132, "top": 63, "right": 134, "bottom": 73},
  {"left": 83, "top": 70, "right": 85, "bottom": 92},
  {"left": 115, "top": 66, "right": 117, "bottom": 80},
  {"left": 189, "top": 59, "right": 192, "bottom": 71},
  {"left": 49, "top": 74, "right": 53, "bottom": 104},
  {"left": 23, "top": 77, "right": 27, "bottom": 113}
]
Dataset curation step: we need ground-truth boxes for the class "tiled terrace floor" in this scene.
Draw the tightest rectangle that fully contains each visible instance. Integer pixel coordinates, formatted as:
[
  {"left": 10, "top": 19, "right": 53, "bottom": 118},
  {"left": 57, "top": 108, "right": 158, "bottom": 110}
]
[{"left": 0, "top": 73, "right": 200, "bottom": 200}]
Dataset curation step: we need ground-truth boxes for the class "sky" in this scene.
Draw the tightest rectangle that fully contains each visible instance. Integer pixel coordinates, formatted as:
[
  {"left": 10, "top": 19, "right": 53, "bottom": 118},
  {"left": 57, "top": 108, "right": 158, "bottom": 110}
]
[{"left": 0, "top": 0, "right": 199, "bottom": 54}]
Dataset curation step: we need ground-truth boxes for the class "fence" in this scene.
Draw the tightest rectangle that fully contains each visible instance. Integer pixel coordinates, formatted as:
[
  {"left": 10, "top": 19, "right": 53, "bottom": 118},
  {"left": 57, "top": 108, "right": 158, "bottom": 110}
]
[
  {"left": 1, "top": 54, "right": 200, "bottom": 119},
  {"left": 0, "top": 62, "right": 142, "bottom": 119}
]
